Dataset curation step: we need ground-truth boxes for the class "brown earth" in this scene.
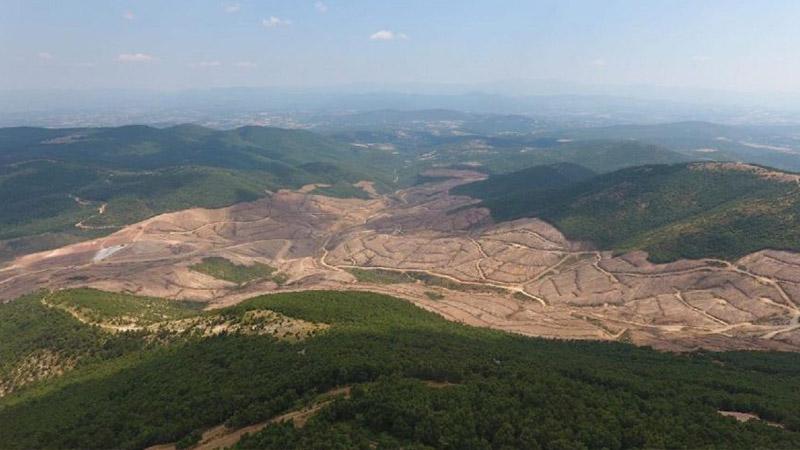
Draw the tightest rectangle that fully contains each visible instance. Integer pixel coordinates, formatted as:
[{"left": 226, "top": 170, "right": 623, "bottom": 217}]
[
  {"left": 1, "top": 169, "right": 799, "bottom": 351},
  {"left": 691, "top": 161, "right": 800, "bottom": 184}
]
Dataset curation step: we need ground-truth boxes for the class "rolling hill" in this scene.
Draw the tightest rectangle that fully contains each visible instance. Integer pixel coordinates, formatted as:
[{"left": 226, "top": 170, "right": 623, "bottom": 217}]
[
  {"left": 1, "top": 289, "right": 799, "bottom": 449},
  {"left": 455, "top": 161, "right": 800, "bottom": 261},
  {"left": 450, "top": 162, "right": 596, "bottom": 200},
  {"left": 471, "top": 138, "right": 692, "bottom": 173},
  {"left": 335, "top": 127, "right": 691, "bottom": 179}
]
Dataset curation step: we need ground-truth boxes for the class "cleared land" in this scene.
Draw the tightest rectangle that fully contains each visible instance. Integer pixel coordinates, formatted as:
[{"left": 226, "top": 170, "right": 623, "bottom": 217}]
[{"left": 1, "top": 169, "right": 799, "bottom": 351}]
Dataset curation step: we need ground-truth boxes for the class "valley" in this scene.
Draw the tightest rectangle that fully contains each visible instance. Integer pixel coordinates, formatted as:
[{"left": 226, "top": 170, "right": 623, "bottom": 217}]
[{"left": 2, "top": 168, "right": 799, "bottom": 352}]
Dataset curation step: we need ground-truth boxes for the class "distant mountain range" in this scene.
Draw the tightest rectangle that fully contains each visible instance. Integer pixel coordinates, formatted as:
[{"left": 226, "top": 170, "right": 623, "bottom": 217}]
[
  {"left": 5, "top": 85, "right": 800, "bottom": 128},
  {"left": 545, "top": 121, "right": 800, "bottom": 171}
]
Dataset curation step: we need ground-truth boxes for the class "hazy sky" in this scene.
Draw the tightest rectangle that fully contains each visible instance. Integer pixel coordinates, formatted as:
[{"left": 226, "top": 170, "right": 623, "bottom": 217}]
[{"left": 2, "top": 0, "right": 800, "bottom": 93}]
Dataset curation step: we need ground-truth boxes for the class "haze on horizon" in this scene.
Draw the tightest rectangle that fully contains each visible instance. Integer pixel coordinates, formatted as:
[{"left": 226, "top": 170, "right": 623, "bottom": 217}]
[{"left": 2, "top": 0, "right": 800, "bottom": 98}]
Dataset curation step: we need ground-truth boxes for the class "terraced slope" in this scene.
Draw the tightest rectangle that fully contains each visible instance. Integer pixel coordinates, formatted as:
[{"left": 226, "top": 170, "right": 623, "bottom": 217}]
[
  {"left": 1, "top": 170, "right": 799, "bottom": 351},
  {"left": 1, "top": 289, "right": 799, "bottom": 449},
  {"left": 457, "top": 162, "right": 800, "bottom": 261}
]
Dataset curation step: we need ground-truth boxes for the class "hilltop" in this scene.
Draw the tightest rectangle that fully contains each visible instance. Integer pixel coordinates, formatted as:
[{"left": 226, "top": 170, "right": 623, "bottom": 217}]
[
  {"left": 1, "top": 289, "right": 799, "bottom": 449},
  {"left": 455, "top": 161, "right": 800, "bottom": 261}
]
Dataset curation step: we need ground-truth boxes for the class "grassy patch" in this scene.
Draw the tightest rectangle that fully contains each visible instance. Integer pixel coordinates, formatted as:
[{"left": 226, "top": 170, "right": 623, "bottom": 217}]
[
  {"left": 513, "top": 291, "right": 531, "bottom": 301},
  {"left": 407, "top": 271, "right": 508, "bottom": 294},
  {"left": 313, "top": 182, "right": 372, "bottom": 200},
  {"left": 424, "top": 291, "right": 445, "bottom": 300},
  {"left": 347, "top": 268, "right": 508, "bottom": 294},
  {"left": 346, "top": 268, "right": 413, "bottom": 284},
  {"left": 190, "top": 257, "right": 283, "bottom": 285}
]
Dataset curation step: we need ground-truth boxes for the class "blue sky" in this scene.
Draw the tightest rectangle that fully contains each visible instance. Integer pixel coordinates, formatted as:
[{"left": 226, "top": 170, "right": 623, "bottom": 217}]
[{"left": 2, "top": 0, "right": 800, "bottom": 93}]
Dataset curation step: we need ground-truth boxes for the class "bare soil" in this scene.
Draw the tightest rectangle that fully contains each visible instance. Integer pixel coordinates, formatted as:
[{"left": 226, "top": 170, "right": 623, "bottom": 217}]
[
  {"left": 718, "top": 410, "right": 784, "bottom": 428},
  {"left": 2, "top": 169, "right": 800, "bottom": 351}
]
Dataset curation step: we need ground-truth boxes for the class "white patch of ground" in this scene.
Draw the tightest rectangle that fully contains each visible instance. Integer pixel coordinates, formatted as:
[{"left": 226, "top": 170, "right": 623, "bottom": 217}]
[
  {"left": 693, "top": 148, "right": 718, "bottom": 153},
  {"left": 92, "top": 244, "right": 126, "bottom": 262},
  {"left": 739, "top": 141, "right": 799, "bottom": 154},
  {"left": 718, "top": 410, "right": 784, "bottom": 428}
]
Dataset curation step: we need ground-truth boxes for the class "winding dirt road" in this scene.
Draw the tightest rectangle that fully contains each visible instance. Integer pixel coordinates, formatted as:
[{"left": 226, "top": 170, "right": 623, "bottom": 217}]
[{"left": 2, "top": 171, "right": 800, "bottom": 351}]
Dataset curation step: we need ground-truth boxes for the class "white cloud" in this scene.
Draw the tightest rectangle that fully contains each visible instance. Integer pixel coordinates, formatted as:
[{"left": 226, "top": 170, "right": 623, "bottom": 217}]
[
  {"left": 591, "top": 58, "right": 607, "bottom": 67},
  {"left": 117, "top": 53, "right": 154, "bottom": 63},
  {"left": 315, "top": 1, "right": 328, "bottom": 13},
  {"left": 37, "top": 52, "right": 53, "bottom": 60},
  {"left": 223, "top": 2, "right": 240, "bottom": 13},
  {"left": 235, "top": 61, "right": 258, "bottom": 68},
  {"left": 262, "top": 16, "right": 292, "bottom": 28},
  {"left": 123, "top": 10, "right": 135, "bottom": 20},
  {"left": 369, "top": 30, "right": 408, "bottom": 41},
  {"left": 193, "top": 60, "right": 222, "bottom": 68}
]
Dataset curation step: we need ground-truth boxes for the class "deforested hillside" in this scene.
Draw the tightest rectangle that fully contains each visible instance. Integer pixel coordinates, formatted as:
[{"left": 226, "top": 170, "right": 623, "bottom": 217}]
[
  {"left": 0, "top": 125, "right": 396, "bottom": 258},
  {"left": 456, "top": 161, "right": 800, "bottom": 261}
]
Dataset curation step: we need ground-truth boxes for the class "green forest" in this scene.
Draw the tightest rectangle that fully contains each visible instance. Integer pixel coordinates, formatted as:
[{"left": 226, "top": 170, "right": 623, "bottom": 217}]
[{"left": 1, "top": 289, "right": 799, "bottom": 449}]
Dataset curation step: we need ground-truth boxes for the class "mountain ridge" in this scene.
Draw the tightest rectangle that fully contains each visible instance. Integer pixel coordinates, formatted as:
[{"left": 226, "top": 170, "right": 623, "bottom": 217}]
[{"left": 454, "top": 161, "right": 800, "bottom": 261}]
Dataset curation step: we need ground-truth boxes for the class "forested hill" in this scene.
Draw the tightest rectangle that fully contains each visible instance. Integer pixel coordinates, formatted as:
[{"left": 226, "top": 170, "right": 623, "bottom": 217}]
[
  {"left": 2, "top": 125, "right": 388, "bottom": 170},
  {"left": 451, "top": 162, "right": 595, "bottom": 200},
  {"left": 543, "top": 121, "right": 800, "bottom": 172},
  {"left": 455, "top": 161, "right": 800, "bottom": 262},
  {"left": 1, "top": 289, "right": 799, "bottom": 449},
  {"left": 0, "top": 125, "right": 397, "bottom": 258}
]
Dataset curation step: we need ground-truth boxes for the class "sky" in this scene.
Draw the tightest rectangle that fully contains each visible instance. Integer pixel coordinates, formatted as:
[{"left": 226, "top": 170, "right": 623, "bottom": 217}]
[{"left": 2, "top": 0, "right": 800, "bottom": 94}]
